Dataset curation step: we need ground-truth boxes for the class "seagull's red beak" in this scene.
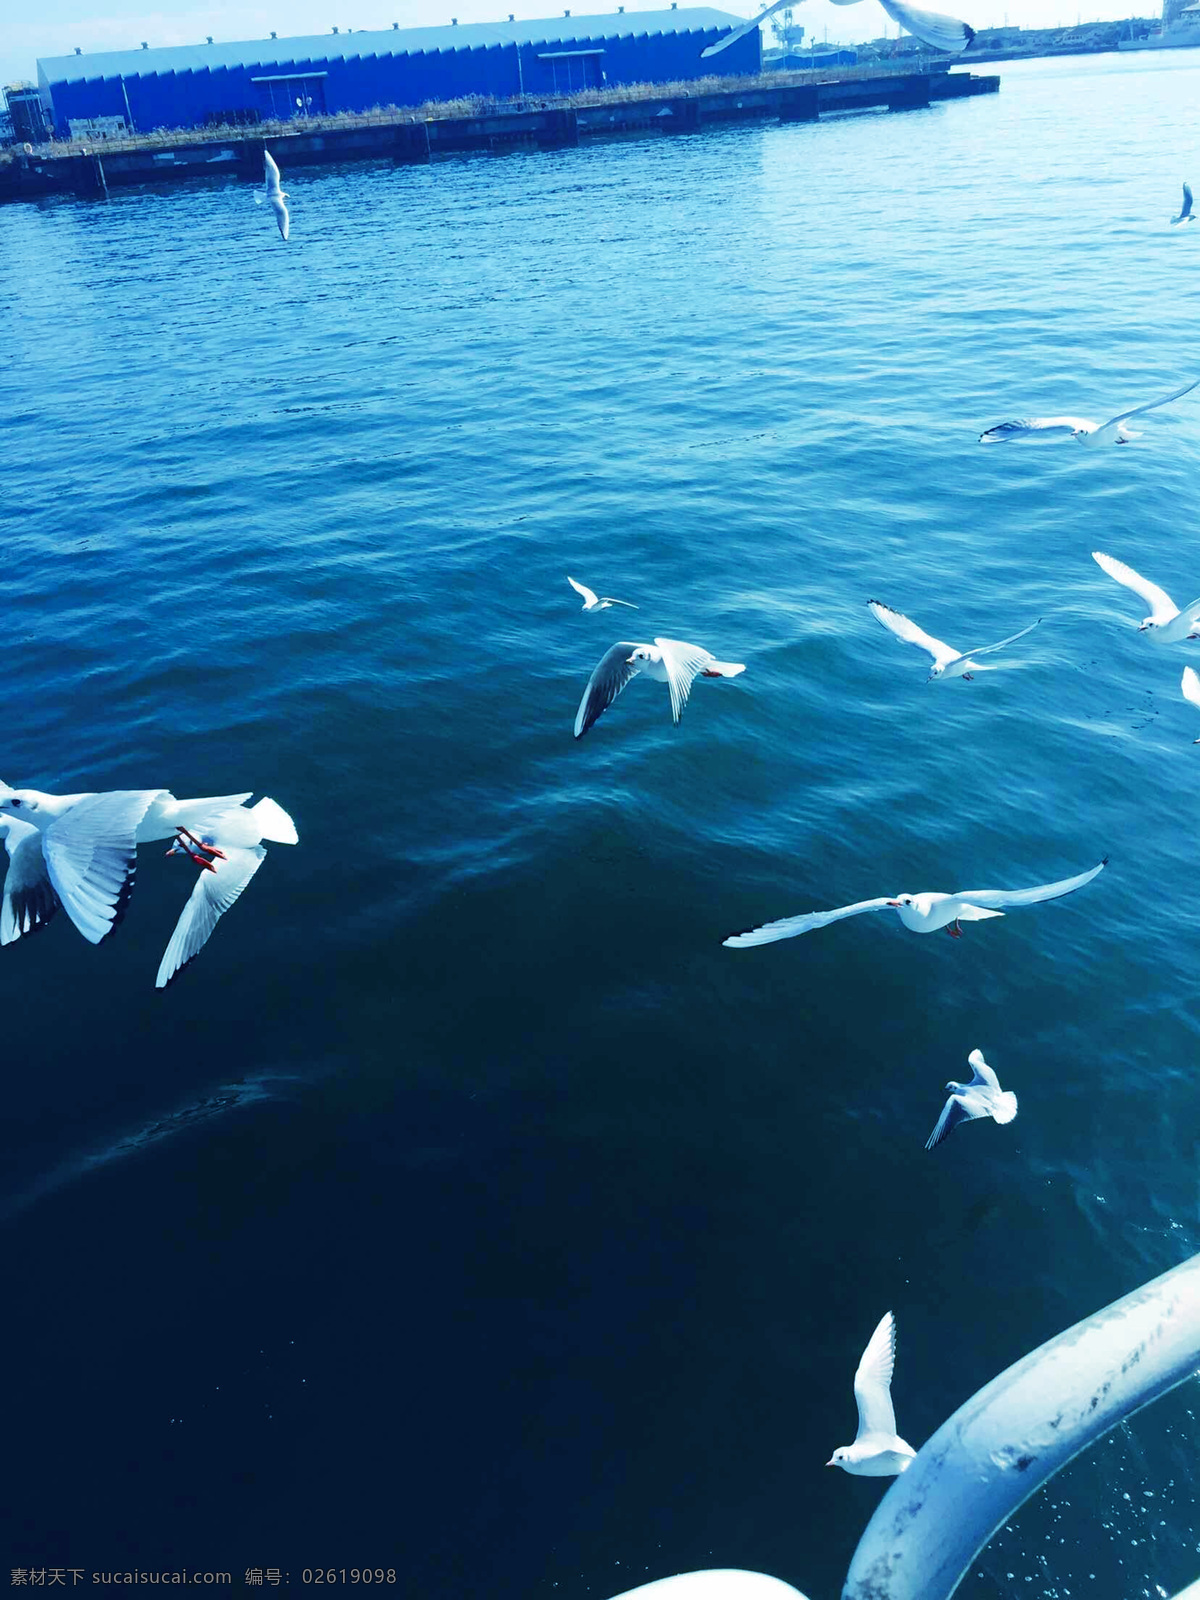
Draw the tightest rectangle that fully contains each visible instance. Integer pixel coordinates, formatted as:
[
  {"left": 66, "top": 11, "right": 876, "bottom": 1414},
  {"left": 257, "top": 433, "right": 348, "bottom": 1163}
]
[
  {"left": 824, "top": 1458, "right": 837, "bottom": 1467},
  {"left": 886, "top": 899, "right": 901, "bottom": 907}
]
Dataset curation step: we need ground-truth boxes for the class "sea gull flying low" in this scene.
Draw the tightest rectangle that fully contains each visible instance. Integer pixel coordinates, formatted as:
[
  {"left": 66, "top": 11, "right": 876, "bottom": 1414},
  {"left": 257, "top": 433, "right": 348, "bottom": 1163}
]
[
  {"left": 259, "top": 149, "right": 290, "bottom": 241},
  {"left": 979, "top": 377, "right": 1199, "bottom": 446},
  {"left": 0, "top": 784, "right": 291, "bottom": 953},
  {"left": 157, "top": 796, "right": 298, "bottom": 988},
  {"left": 925, "top": 1049, "right": 1018, "bottom": 1151},
  {"left": 723, "top": 860, "right": 1107, "bottom": 947},
  {"left": 868, "top": 600, "right": 1039, "bottom": 681},
  {"left": 702, "top": 0, "right": 973, "bottom": 59},
  {"left": 1090, "top": 552, "right": 1200, "bottom": 642},
  {"left": 826, "top": 1311, "right": 916, "bottom": 1478},
  {"left": 574, "top": 637, "right": 745, "bottom": 738},
  {"left": 1171, "top": 183, "right": 1194, "bottom": 225},
  {"left": 567, "top": 576, "right": 638, "bottom": 613}
]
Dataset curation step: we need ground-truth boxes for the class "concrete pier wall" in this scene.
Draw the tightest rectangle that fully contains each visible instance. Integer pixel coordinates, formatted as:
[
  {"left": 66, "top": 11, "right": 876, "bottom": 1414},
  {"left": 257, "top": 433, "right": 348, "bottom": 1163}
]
[{"left": 0, "top": 67, "right": 998, "bottom": 205}]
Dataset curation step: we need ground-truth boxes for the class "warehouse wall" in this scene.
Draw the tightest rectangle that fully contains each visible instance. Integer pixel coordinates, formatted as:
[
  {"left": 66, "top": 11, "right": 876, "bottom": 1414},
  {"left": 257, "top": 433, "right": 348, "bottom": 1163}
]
[{"left": 40, "top": 28, "right": 762, "bottom": 133}]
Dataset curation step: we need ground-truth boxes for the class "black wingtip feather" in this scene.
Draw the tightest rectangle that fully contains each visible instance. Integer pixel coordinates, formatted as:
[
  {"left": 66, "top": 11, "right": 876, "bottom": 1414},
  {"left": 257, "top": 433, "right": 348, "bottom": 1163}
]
[{"left": 99, "top": 858, "right": 138, "bottom": 944}]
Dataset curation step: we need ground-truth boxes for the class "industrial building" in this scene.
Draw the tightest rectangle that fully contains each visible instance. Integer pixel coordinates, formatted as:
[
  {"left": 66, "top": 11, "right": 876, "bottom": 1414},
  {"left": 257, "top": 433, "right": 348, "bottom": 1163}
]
[{"left": 36, "top": 8, "right": 759, "bottom": 137}]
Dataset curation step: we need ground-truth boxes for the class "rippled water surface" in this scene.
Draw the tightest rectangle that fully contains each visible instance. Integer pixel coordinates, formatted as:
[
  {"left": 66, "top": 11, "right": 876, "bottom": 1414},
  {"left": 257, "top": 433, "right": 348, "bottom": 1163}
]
[{"left": 4, "top": 47, "right": 1200, "bottom": 1598}]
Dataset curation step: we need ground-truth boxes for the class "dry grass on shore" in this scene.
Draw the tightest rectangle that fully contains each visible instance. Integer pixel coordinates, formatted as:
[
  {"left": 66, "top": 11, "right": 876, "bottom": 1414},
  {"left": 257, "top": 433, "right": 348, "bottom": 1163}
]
[{"left": 4, "top": 55, "right": 947, "bottom": 164}]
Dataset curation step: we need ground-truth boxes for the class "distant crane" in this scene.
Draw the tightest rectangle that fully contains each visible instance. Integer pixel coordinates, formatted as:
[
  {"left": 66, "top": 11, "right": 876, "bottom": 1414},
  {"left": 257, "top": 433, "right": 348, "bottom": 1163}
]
[{"left": 768, "top": 5, "right": 806, "bottom": 50}]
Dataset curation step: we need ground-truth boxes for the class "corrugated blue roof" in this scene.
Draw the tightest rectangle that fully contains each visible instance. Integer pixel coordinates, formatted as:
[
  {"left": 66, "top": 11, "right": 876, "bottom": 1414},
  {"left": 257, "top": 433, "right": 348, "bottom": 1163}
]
[{"left": 39, "top": 7, "right": 741, "bottom": 82}]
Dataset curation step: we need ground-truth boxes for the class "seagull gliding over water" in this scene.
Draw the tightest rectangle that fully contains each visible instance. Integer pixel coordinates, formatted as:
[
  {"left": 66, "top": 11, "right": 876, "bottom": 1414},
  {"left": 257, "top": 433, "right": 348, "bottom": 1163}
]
[
  {"left": 157, "top": 797, "right": 298, "bottom": 988},
  {"left": 723, "top": 860, "right": 1107, "bottom": 947},
  {"left": 574, "top": 638, "right": 745, "bottom": 738},
  {"left": 925, "top": 1049, "right": 1017, "bottom": 1151},
  {"left": 826, "top": 1311, "right": 916, "bottom": 1478},
  {"left": 1090, "top": 552, "right": 1200, "bottom": 641},
  {"left": 258, "top": 149, "right": 290, "bottom": 240},
  {"left": 0, "top": 785, "right": 292, "bottom": 948},
  {"left": 868, "top": 600, "right": 1039, "bottom": 681},
  {"left": 1171, "top": 183, "right": 1194, "bottom": 225},
  {"left": 567, "top": 576, "right": 638, "bottom": 612},
  {"left": 979, "top": 377, "right": 1199, "bottom": 446}
]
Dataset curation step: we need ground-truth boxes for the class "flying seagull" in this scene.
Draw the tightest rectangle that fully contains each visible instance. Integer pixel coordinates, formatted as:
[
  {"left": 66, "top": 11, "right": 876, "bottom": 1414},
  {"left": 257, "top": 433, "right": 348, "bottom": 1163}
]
[
  {"left": 1090, "top": 552, "right": 1200, "bottom": 641},
  {"left": 979, "top": 377, "right": 1199, "bottom": 446},
  {"left": 925, "top": 1049, "right": 1017, "bottom": 1151},
  {"left": 258, "top": 149, "right": 290, "bottom": 241},
  {"left": 0, "top": 785, "right": 286, "bottom": 948},
  {"left": 723, "top": 860, "right": 1107, "bottom": 948},
  {"left": 574, "top": 637, "right": 745, "bottom": 738},
  {"left": 826, "top": 1311, "right": 916, "bottom": 1478},
  {"left": 868, "top": 600, "right": 1039, "bottom": 682},
  {"left": 1180, "top": 667, "right": 1200, "bottom": 740},
  {"left": 1171, "top": 183, "right": 1194, "bottom": 225},
  {"left": 702, "top": 0, "right": 973, "bottom": 59},
  {"left": 567, "top": 576, "right": 638, "bottom": 613},
  {"left": 157, "top": 796, "right": 298, "bottom": 988}
]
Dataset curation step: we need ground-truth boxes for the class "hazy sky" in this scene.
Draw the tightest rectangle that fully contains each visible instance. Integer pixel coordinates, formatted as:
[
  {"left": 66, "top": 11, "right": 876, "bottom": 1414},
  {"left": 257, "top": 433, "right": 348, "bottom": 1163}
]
[{"left": 2, "top": 1, "right": 1155, "bottom": 90}]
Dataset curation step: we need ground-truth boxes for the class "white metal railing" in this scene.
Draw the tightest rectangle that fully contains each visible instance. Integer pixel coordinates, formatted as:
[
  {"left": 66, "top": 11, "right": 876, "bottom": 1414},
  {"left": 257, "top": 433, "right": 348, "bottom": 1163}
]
[{"left": 609, "top": 1252, "right": 1200, "bottom": 1600}]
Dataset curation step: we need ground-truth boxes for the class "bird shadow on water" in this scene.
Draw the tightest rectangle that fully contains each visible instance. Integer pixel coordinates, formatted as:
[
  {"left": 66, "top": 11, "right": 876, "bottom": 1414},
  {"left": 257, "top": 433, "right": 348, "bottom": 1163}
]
[{"left": 0, "top": 1058, "right": 344, "bottom": 1226}]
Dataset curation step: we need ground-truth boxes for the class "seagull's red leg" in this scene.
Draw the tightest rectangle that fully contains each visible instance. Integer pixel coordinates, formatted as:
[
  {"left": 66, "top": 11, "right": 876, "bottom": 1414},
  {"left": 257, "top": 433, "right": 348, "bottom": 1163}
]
[
  {"left": 945, "top": 919, "right": 963, "bottom": 939},
  {"left": 172, "top": 826, "right": 227, "bottom": 870}
]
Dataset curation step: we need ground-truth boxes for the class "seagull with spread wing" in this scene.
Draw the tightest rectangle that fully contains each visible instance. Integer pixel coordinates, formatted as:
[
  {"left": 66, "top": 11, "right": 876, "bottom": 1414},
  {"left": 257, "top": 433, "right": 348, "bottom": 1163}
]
[
  {"left": 979, "top": 377, "right": 1199, "bottom": 446},
  {"left": 868, "top": 600, "right": 1039, "bottom": 682},
  {"left": 1091, "top": 552, "right": 1200, "bottom": 642},
  {"left": 1171, "top": 183, "right": 1195, "bottom": 225},
  {"left": 574, "top": 638, "right": 745, "bottom": 738},
  {"left": 826, "top": 1311, "right": 916, "bottom": 1477},
  {"left": 723, "top": 860, "right": 1107, "bottom": 947},
  {"left": 0, "top": 785, "right": 294, "bottom": 956},
  {"left": 702, "top": 0, "right": 972, "bottom": 60},
  {"left": 567, "top": 576, "right": 638, "bottom": 613},
  {"left": 157, "top": 796, "right": 298, "bottom": 988},
  {"left": 925, "top": 1049, "right": 1017, "bottom": 1151},
  {"left": 257, "top": 149, "right": 290, "bottom": 241}
]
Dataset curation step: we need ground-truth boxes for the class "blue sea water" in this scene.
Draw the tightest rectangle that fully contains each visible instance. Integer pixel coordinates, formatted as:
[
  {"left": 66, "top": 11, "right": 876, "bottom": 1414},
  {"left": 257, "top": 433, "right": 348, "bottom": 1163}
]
[{"left": 3, "top": 45, "right": 1200, "bottom": 1599}]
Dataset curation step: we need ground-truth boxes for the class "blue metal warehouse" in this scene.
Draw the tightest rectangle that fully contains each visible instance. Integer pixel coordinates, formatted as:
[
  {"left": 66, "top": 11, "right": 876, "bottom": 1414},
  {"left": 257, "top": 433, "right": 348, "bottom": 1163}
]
[{"left": 37, "top": 8, "right": 760, "bottom": 136}]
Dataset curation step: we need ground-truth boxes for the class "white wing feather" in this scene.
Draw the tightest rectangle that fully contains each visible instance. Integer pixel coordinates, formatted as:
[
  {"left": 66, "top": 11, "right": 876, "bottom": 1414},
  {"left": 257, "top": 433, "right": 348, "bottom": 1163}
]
[
  {"left": 854, "top": 1312, "right": 899, "bottom": 1441},
  {"left": 1182, "top": 666, "right": 1200, "bottom": 710},
  {"left": 925, "top": 1094, "right": 973, "bottom": 1151},
  {"left": 700, "top": 0, "right": 790, "bottom": 58},
  {"left": 1098, "top": 377, "right": 1200, "bottom": 435},
  {"left": 656, "top": 638, "right": 715, "bottom": 725},
  {"left": 967, "top": 1048, "right": 1000, "bottom": 1090},
  {"left": 955, "top": 859, "right": 1106, "bottom": 912},
  {"left": 724, "top": 898, "right": 893, "bottom": 948},
  {"left": 568, "top": 575, "right": 599, "bottom": 608},
  {"left": 956, "top": 618, "right": 1040, "bottom": 663},
  {"left": 1091, "top": 552, "right": 1177, "bottom": 622},
  {"left": 574, "top": 643, "right": 642, "bottom": 738},
  {"left": 876, "top": 0, "right": 974, "bottom": 52},
  {"left": 156, "top": 845, "right": 266, "bottom": 989},
  {"left": 868, "top": 601, "right": 958, "bottom": 667},
  {"left": 979, "top": 418, "right": 1091, "bottom": 444},
  {"left": 42, "top": 789, "right": 167, "bottom": 945}
]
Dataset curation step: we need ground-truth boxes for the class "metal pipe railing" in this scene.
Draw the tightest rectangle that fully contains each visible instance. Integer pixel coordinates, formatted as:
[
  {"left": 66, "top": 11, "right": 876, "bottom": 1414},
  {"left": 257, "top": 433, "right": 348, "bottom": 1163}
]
[{"left": 608, "top": 1252, "right": 1200, "bottom": 1600}]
